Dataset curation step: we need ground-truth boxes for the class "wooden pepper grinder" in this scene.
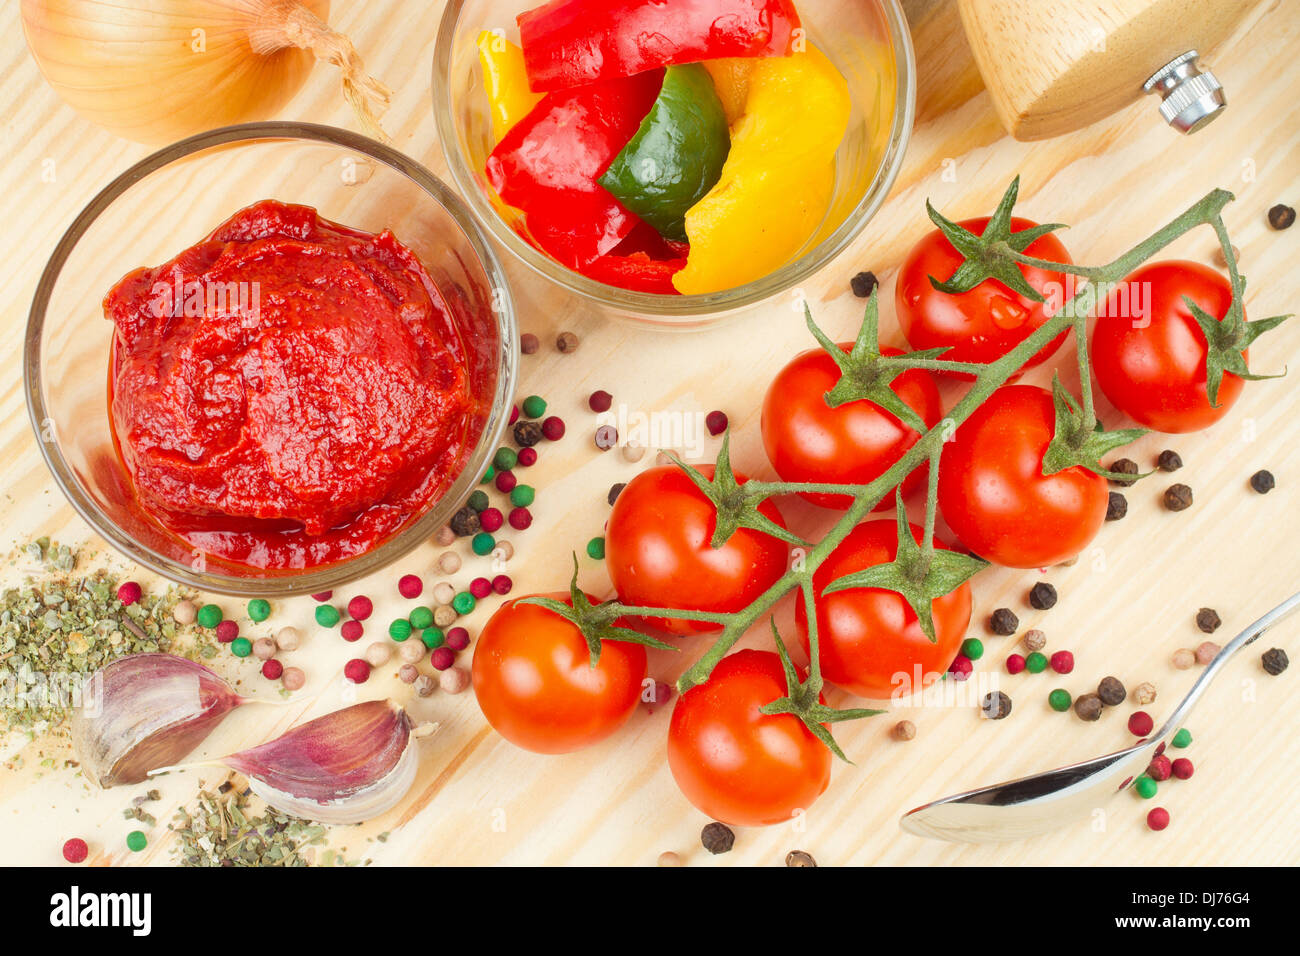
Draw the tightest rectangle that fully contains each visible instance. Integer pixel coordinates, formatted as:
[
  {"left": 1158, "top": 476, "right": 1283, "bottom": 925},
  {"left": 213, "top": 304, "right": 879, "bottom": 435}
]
[{"left": 957, "top": 0, "right": 1261, "bottom": 140}]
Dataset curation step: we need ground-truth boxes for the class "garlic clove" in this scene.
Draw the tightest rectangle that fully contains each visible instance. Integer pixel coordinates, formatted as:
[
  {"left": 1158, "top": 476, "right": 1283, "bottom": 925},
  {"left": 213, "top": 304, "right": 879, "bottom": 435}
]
[
  {"left": 223, "top": 699, "right": 417, "bottom": 825},
  {"left": 72, "top": 653, "right": 244, "bottom": 788}
]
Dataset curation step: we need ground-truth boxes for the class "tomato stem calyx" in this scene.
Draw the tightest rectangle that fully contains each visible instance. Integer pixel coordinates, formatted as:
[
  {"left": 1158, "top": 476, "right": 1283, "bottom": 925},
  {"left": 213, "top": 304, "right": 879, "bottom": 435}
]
[{"left": 1041, "top": 374, "right": 1148, "bottom": 481}]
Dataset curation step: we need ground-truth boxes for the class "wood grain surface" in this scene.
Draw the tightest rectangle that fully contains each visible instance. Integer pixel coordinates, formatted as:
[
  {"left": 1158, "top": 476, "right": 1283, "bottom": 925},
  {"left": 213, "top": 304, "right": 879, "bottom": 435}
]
[{"left": 0, "top": 0, "right": 1297, "bottom": 867}]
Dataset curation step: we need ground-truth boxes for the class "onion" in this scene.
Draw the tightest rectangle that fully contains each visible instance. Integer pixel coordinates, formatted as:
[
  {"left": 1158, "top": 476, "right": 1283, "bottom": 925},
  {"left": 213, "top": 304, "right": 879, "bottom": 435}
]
[{"left": 20, "top": 0, "right": 391, "bottom": 144}]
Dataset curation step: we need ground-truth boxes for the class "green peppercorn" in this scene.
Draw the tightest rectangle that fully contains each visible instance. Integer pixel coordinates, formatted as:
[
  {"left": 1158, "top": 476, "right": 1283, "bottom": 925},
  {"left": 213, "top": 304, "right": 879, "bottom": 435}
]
[
  {"left": 246, "top": 599, "right": 271, "bottom": 623},
  {"left": 389, "top": 619, "right": 413, "bottom": 642},
  {"left": 126, "top": 830, "right": 147, "bottom": 852},
  {"left": 494, "top": 447, "right": 518, "bottom": 471},
  {"left": 422, "top": 627, "right": 445, "bottom": 649},
  {"left": 409, "top": 606, "right": 434, "bottom": 630},
  {"left": 510, "top": 484, "right": 536, "bottom": 507},
  {"left": 230, "top": 637, "right": 252, "bottom": 658},
  {"left": 1048, "top": 688, "right": 1072, "bottom": 712},
  {"left": 468, "top": 490, "right": 490, "bottom": 512},
  {"left": 472, "top": 532, "right": 496, "bottom": 556},
  {"left": 587, "top": 536, "right": 606, "bottom": 560},
  {"left": 452, "top": 592, "right": 477, "bottom": 615},
  {"left": 960, "top": 637, "right": 984, "bottom": 661},
  {"left": 315, "top": 605, "right": 341, "bottom": 628},
  {"left": 521, "top": 395, "right": 548, "bottom": 419},
  {"left": 1172, "top": 728, "right": 1193, "bottom": 748},
  {"left": 480, "top": 465, "right": 496, "bottom": 484},
  {"left": 196, "top": 603, "right": 223, "bottom": 629},
  {"left": 1025, "top": 651, "right": 1048, "bottom": 673},
  {"left": 1134, "top": 775, "right": 1158, "bottom": 799}
]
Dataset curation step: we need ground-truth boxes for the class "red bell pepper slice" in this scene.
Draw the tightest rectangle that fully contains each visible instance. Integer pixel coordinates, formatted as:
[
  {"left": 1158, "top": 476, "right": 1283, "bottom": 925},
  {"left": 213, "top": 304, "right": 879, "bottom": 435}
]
[
  {"left": 486, "top": 70, "right": 664, "bottom": 270},
  {"left": 577, "top": 222, "right": 689, "bottom": 294},
  {"left": 518, "top": 0, "right": 802, "bottom": 92}
]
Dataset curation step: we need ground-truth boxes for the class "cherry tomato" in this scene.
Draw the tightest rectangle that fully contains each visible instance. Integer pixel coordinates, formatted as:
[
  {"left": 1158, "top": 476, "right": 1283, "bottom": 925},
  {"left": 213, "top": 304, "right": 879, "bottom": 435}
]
[
  {"left": 605, "top": 465, "right": 789, "bottom": 635},
  {"left": 937, "top": 384, "right": 1107, "bottom": 569},
  {"left": 667, "top": 650, "right": 830, "bottom": 827},
  {"left": 472, "top": 593, "right": 646, "bottom": 754},
  {"left": 1092, "top": 260, "right": 1245, "bottom": 433},
  {"left": 896, "top": 216, "right": 1072, "bottom": 373},
  {"left": 761, "top": 346, "right": 943, "bottom": 509},
  {"left": 795, "top": 519, "right": 972, "bottom": 700}
]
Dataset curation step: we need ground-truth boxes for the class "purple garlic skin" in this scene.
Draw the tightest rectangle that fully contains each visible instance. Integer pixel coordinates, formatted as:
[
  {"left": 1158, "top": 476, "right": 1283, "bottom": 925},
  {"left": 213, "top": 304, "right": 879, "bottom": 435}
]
[{"left": 71, "top": 653, "right": 243, "bottom": 787}]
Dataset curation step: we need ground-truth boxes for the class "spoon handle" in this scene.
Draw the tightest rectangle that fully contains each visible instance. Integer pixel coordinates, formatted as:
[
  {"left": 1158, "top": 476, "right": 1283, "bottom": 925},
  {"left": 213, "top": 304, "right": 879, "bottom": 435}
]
[{"left": 1156, "top": 590, "right": 1300, "bottom": 741}]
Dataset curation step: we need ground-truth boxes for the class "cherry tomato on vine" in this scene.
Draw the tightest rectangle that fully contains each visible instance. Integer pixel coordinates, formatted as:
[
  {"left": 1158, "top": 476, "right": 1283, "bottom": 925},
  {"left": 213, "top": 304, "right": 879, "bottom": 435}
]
[
  {"left": 605, "top": 465, "right": 789, "bottom": 635},
  {"left": 937, "top": 384, "right": 1108, "bottom": 569},
  {"left": 896, "top": 216, "right": 1073, "bottom": 373},
  {"left": 667, "top": 650, "right": 831, "bottom": 827},
  {"left": 761, "top": 346, "right": 943, "bottom": 509},
  {"left": 472, "top": 593, "right": 646, "bottom": 754},
  {"left": 794, "top": 519, "right": 972, "bottom": 700},
  {"left": 1092, "top": 260, "right": 1245, "bottom": 433}
]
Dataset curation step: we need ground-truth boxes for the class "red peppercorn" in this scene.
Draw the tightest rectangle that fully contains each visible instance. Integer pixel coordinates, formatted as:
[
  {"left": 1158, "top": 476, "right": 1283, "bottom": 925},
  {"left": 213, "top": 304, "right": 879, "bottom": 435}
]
[
  {"left": 311, "top": 591, "right": 333, "bottom": 602},
  {"left": 1128, "top": 710, "right": 1154, "bottom": 737},
  {"left": 398, "top": 574, "right": 423, "bottom": 599},
  {"left": 479, "top": 507, "right": 504, "bottom": 533},
  {"left": 949, "top": 654, "right": 973, "bottom": 681},
  {"left": 1147, "top": 754, "right": 1173, "bottom": 781},
  {"left": 116, "top": 581, "right": 142, "bottom": 606},
  {"left": 541, "top": 416, "right": 566, "bottom": 441},
  {"left": 705, "top": 410, "right": 729, "bottom": 436},
  {"left": 430, "top": 647, "right": 455, "bottom": 671},
  {"left": 215, "top": 620, "right": 239, "bottom": 644},
  {"left": 1146, "top": 807, "right": 1170, "bottom": 831},
  {"left": 347, "top": 595, "right": 373, "bottom": 621},
  {"left": 261, "top": 659, "right": 284, "bottom": 681},
  {"left": 469, "top": 577, "right": 492, "bottom": 599},
  {"left": 509, "top": 404, "right": 520, "bottom": 425},
  {"left": 62, "top": 837, "right": 89, "bottom": 863},
  {"left": 341, "top": 620, "right": 364, "bottom": 642},
  {"left": 1005, "top": 654, "right": 1026, "bottom": 675},
  {"left": 495, "top": 470, "right": 517, "bottom": 493},
  {"left": 589, "top": 390, "right": 613, "bottom": 412},
  {"left": 517, "top": 446, "right": 538, "bottom": 467},
  {"left": 445, "top": 627, "right": 470, "bottom": 651},
  {"left": 491, "top": 574, "right": 513, "bottom": 596},
  {"left": 343, "top": 658, "right": 370, "bottom": 683},
  {"left": 1171, "top": 757, "right": 1194, "bottom": 780},
  {"left": 1049, "top": 650, "right": 1074, "bottom": 674},
  {"left": 508, "top": 507, "right": 533, "bottom": 530}
]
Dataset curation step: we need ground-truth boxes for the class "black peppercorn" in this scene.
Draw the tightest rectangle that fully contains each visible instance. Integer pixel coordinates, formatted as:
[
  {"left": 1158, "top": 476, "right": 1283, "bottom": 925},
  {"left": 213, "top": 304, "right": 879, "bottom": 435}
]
[
  {"left": 1106, "top": 491, "right": 1128, "bottom": 521},
  {"left": 1262, "top": 648, "right": 1289, "bottom": 676},
  {"left": 701, "top": 822, "right": 735, "bottom": 854},
  {"left": 850, "top": 271, "right": 879, "bottom": 298},
  {"left": 989, "top": 607, "right": 1019, "bottom": 635},
  {"left": 1108, "top": 458, "right": 1139, "bottom": 487},
  {"left": 1163, "top": 483, "right": 1193, "bottom": 512},
  {"left": 1250, "top": 470, "right": 1275, "bottom": 494},
  {"left": 981, "top": 691, "right": 1012, "bottom": 720},
  {"left": 785, "top": 850, "right": 817, "bottom": 867},
  {"left": 1267, "top": 203, "right": 1296, "bottom": 230},
  {"left": 1028, "top": 582, "right": 1058, "bottom": 610},
  {"left": 513, "top": 419, "right": 543, "bottom": 447},
  {"left": 1074, "top": 692, "right": 1103, "bottom": 721},
  {"left": 607, "top": 483, "right": 627, "bottom": 506},
  {"left": 1097, "top": 676, "right": 1126, "bottom": 707},
  {"left": 1156, "top": 449, "right": 1183, "bottom": 472},
  {"left": 1196, "top": 608, "right": 1221, "bottom": 634},
  {"left": 449, "top": 506, "right": 480, "bottom": 537}
]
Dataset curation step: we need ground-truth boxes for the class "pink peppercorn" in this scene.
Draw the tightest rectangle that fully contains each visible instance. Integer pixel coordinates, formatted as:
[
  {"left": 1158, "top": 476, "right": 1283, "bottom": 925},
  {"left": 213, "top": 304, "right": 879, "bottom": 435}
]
[
  {"left": 261, "top": 659, "right": 284, "bottom": 681},
  {"left": 517, "top": 446, "right": 538, "bottom": 467},
  {"left": 1128, "top": 710, "right": 1154, "bottom": 737},
  {"left": 347, "top": 595, "right": 373, "bottom": 621},
  {"left": 1049, "top": 650, "right": 1074, "bottom": 674},
  {"left": 215, "top": 620, "right": 239, "bottom": 644},
  {"left": 469, "top": 577, "right": 492, "bottom": 599},
  {"left": 509, "top": 404, "right": 520, "bottom": 425},
  {"left": 1171, "top": 757, "right": 1194, "bottom": 780},
  {"left": 949, "top": 654, "right": 973, "bottom": 681},
  {"left": 430, "top": 647, "right": 455, "bottom": 671},
  {"left": 445, "top": 627, "right": 470, "bottom": 651},
  {"left": 479, "top": 507, "right": 504, "bottom": 533},
  {"left": 495, "top": 470, "right": 517, "bottom": 493},
  {"left": 1005, "top": 654, "right": 1026, "bottom": 675},
  {"left": 311, "top": 591, "right": 333, "bottom": 602},
  {"left": 1147, "top": 755, "right": 1173, "bottom": 781},
  {"left": 341, "top": 620, "right": 364, "bottom": 643},
  {"left": 541, "top": 416, "right": 566, "bottom": 441},
  {"left": 705, "top": 411, "right": 729, "bottom": 436},
  {"left": 1146, "top": 807, "right": 1170, "bottom": 831},
  {"left": 116, "top": 581, "right": 142, "bottom": 606},
  {"left": 62, "top": 837, "right": 89, "bottom": 863},
  {"left": 343, "top": 658, "right": 370, "bottom": 683},
  {"left": 509, "top": 507, "right": 533, "bottom": 530},
  {"left": 398, "top": 574, "right": 423, "bottom": 599},
  {"left": 492, "top": 574, "right": 513, "bottom": 596},
  {"left": 589, "top": 390, "right": 613, "bottom": 412}
]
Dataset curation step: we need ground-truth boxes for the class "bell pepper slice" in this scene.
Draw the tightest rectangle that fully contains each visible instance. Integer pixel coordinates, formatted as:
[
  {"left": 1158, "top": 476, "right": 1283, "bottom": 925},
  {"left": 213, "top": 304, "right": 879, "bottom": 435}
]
[
  {"left": 598, "top": 64, "right": 731, "bottom": 243},
  {"left": 518, "top": 0, "right": 802, "bottom": 93},
  {"left": 485, "top": 70, "right": 665, "bottom": 270},
  {"left": 476, "top": 31, "right": 544, "bottom": 142},
  {"left": 673, "top": 45, "right": 850, "bottom": 295},
  {"left": 579, "top": 252, "right": 688, "bottom": 294},
  {"left": 702, "top": 58, "right": 758, "bottom": 126}
]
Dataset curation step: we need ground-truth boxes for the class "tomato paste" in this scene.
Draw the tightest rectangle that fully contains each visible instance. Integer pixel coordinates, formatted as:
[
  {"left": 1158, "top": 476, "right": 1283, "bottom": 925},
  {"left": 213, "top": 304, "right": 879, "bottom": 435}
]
[{"left": 104, "top": 200, "right": 477, "bottom": 570}]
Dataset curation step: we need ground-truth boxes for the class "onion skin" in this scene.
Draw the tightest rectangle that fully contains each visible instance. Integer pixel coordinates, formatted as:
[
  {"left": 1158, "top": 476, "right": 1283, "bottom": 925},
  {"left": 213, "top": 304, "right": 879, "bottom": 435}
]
[{"left": 20, "top": 0, "right": 328, "bottom": 144}]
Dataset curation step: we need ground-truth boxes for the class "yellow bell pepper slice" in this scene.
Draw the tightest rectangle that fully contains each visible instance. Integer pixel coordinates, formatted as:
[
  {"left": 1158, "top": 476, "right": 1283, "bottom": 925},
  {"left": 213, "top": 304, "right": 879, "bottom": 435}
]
[
  {"left": 702, "top": 58, "right": 757, "bottom": 127},
  {"left": 477, "top": 31, "right": 543, "bottom": 143},
  {"left": 674, "top": 45, "right": 851, "bottom": 296}
]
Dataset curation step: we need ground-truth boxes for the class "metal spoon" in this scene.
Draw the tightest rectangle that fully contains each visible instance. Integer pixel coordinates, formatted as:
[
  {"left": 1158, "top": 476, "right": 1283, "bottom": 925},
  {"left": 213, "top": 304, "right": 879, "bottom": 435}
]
[{"left": 899, "top": 590, "right": 1300, "bottom": 843}]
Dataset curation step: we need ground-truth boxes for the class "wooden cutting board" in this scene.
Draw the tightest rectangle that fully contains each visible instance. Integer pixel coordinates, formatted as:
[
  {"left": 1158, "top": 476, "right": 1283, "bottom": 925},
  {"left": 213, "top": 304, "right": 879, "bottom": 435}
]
[{"left": 0, "top": 0, "right": 1296, "bottom": 866}]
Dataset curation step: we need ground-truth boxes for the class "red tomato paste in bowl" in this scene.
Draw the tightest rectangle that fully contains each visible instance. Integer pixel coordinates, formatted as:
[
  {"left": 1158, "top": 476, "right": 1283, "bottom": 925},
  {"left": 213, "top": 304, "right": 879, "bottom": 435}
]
[{"left": 104, "top": 200, "right": 479, "bottom": 570}]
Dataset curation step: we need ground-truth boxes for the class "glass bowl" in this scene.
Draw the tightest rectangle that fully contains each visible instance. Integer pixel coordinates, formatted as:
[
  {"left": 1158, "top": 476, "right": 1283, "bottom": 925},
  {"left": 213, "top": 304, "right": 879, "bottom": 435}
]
[
  {"left": 433, "top": 0, "right": 915, "bottom": 328},
  {"left": 25, "top": 123, "right": 517, "bottom": 596}
]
